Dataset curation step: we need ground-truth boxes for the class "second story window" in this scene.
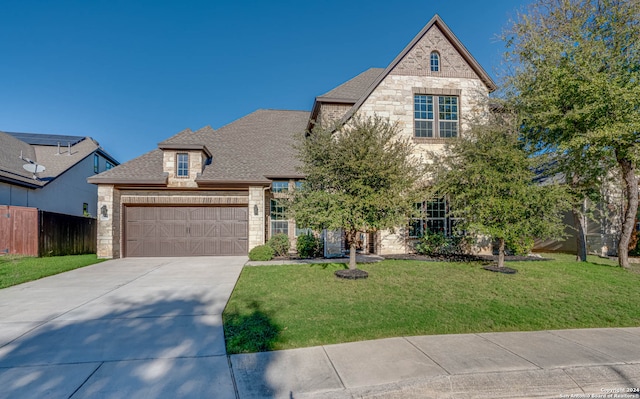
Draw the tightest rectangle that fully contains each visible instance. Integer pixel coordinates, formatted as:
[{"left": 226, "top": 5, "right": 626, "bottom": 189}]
[
  {"left": 93, "top": 154, "right": 99, "bottom": 173},
  {"left": 414, "top": 95, "right": 458, "bottom": 138},
  {"left": 272, "top": 181, "right": 289, "bottom": 193},
  {"left": 177, "top": 153, "right": 189, "bottom": 177},
  {"left": 414, "top": 95, "right": 434, "bottom": 138},
  {"left": 106, "top": 161, "right": 113, "bottom": 170},
  {"left": 430, "top": 51, "right": 440, "bottom": 72}
]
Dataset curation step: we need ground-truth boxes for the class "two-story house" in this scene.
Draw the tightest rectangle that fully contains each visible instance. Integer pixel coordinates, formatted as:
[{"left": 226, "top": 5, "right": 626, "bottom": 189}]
[
  {"left": 1, "top": 131, "right": 119, "bottom": 217},
  {"left": 89, "top": 15, "right": 496, "bottom": 258}
]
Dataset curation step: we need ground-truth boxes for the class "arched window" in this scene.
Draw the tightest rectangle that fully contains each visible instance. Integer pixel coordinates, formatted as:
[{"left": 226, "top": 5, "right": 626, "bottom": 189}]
[{"left": 430, "top": 51, "right": 440, "bottom": 72}]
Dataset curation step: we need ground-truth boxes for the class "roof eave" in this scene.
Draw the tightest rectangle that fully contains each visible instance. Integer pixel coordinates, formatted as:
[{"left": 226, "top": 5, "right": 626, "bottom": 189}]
[
  {"left": 263, "top": 174, "right": 305, "bottom": 180},
  {"left": 0, "top": 175, "right": 42, "bottom": 189},
  {"left": 87, "top": 176, "right": 169, "bottom": 186},
  {"left": 195, "top": 179, "right": 271, "bottom": 189},
  {"left": 158, "top": 143, "right": 213, "bottom": 158}
]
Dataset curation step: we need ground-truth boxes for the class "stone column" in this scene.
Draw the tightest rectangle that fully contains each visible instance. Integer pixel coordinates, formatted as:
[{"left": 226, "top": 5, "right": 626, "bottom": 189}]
[
  {"left": 248, "top": 186, "right": 265, "bottom": 250},
  {"left": 96, "top": 184, "right": 121, "bottom": 258}
]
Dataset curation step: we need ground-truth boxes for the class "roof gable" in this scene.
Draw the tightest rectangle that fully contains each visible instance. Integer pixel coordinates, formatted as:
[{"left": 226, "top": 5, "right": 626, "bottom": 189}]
[{"left": 339, "top": 15, "right": 496, "bottom": 126}]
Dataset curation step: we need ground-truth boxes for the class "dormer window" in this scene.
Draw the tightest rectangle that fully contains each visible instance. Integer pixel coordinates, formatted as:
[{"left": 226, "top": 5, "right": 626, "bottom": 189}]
[
  {"left": 430, "top": 52, "right": 440, "bottom": 72},
  {"left": 176, "top": 153, "right": 189, "bottom": 177}
]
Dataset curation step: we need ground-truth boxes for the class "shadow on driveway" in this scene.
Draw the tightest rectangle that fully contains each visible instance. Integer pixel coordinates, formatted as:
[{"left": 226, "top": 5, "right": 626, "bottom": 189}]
[{"left": 0, "top": 295, "right": 239, "bottom": 398}]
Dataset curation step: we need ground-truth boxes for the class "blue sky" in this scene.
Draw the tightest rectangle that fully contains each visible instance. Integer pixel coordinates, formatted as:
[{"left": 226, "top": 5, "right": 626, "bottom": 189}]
[{"left": 1, "top": 0, "right": 531, "bottom": 163}]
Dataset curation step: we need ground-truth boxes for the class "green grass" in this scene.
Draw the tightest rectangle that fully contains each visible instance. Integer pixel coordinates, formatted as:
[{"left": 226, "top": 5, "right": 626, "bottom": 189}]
[
  {"left": 0, "top": 254, "right": 106, "bottom": 289},
  {"left": 223, "top": 253, "right": 640, "bottom": 354}
]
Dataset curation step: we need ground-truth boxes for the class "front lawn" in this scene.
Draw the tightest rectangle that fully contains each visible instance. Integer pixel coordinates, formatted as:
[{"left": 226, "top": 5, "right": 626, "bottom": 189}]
[
  {"left": 0, "top": 254, "right": 106, "bottom": 289},
  {"left": 223, "top": 253, "right": 640, "bottom": 354}
]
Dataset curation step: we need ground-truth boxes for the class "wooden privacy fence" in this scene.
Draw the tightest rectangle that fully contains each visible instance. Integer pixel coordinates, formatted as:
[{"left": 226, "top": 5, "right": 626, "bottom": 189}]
[{"left": 0, "top": 206, "right": 97, "bottom": 257}]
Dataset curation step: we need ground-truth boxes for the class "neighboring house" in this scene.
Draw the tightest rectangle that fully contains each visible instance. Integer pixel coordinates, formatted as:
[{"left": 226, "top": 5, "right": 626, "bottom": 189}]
[
  {"left": 0, "top": 131, "right": 119, "bottom": 217},
  {"left": 89, "top": 15, "right": 496, "bottom": 258}
]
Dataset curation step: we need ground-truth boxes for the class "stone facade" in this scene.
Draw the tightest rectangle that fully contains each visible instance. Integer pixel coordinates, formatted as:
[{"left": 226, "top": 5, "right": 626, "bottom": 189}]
[
  {"left": 92, "top": 16, "right": 495, "bottom": 258},
  {"left": 248, "top": 186, "right": 266, "bottom": 250},
  {"left": 163, "top": 149, "right": 207, "bottom": 188},
  {"left": 391, "top": 25, "right": 479, "bottom": 80},
  {"left": 337, "top": 23, "right": 490, "bottom": 254},
  {"left": 96, "top": 184, "right": 121, "bottom": 258}
]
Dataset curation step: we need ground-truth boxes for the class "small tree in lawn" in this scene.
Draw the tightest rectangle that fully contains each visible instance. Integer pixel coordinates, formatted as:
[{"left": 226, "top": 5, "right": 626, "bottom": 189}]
[
  {"left": 290, "top": 116, "right": 424, "bottom": 274},
  {"left": 429, "top": 111, "right": 570, "bottom": 269}
]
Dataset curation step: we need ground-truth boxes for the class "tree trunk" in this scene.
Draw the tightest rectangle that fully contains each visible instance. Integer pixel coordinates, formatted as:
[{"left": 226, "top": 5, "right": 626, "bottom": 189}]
[
  {"left": 498, "top": 237, "right": 505, "bottom": 268},
  {"left": 349, "top": 241, "right": 357, "bottom": 270},
  {"left": 616, "top": 151, "right": 638, "bottom": 269},
  {"left": 573, "top": 206, "right": 588, "bottom": 262},
  {"left": 570, "top": 173, "right": 588, "bottom": 262}
]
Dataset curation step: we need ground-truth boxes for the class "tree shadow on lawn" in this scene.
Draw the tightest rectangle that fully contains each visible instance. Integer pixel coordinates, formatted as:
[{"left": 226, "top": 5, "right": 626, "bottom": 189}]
[
  {"left": 223, "top": 300, "right": 281, "bottom": 354},
  {"left": 307, "top": 262, "right": 348, "bottom": 271}
]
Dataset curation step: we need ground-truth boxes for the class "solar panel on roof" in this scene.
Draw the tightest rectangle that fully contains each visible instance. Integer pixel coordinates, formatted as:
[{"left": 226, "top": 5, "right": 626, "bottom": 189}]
[{"left": 5, "top": 132, "right": 85, "bottom": 146}]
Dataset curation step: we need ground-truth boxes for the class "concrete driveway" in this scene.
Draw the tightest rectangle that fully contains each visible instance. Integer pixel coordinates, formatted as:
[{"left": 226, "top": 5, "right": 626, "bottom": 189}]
[{"left": 0, "top": 256, "right": 246, "bottom": 399}]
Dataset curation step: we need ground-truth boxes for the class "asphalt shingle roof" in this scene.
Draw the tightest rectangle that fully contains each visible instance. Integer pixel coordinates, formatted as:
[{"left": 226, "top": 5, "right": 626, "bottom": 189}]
[
  {"left": 0, "top": 131, "right": 110, "bottom": 187},
  {"left": 5, "top": 132, "right": 86, "bottom": 147},
  {"left": 0, "top": 131, "right": 40, "bottom": 186},
  {"left": 89, "top": 109, "right": 310, "bottom": 185},
  {"left": 317, "top": 68, "right": 384, "bottom": 102}
]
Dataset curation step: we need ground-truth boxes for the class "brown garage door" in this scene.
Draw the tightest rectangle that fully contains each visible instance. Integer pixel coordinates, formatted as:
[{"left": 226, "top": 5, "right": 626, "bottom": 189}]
[{"left": 125, "top": 206, "right": 248, "bottom": 257}]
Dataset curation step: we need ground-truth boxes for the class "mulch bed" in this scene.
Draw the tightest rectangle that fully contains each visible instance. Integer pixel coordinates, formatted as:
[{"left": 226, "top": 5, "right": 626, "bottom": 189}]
[
  {"left": 334, "top": 269, "right": 369, "bottom": 279},
  {"left": 383, "top": 253, "right": 551, "bottom": 263}
]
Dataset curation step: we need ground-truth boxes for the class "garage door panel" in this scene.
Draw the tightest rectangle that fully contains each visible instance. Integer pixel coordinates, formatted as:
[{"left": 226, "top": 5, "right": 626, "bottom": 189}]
[
  {"left": 142, "top": 223, "right": 157, "bottom": 238},
  {"left": 234, "top": 208, "right": 248, "bottom": 221},
  {"left": 125, "top": 206, "right": 248, "bottom": 257}
]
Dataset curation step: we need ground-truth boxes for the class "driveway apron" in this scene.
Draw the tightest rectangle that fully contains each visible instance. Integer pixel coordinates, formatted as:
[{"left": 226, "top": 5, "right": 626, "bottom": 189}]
[{"left": 0, "top": 256, "right": 246, "bottom": 399}]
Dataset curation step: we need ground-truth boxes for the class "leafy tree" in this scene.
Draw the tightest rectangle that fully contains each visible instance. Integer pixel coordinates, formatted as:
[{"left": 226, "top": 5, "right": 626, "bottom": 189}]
[
  {"left": 428, "top": 111, "right": 570, "bottom": 268},
  {"left": 503, "top": 0, "right": 640, "bottom": 267},
  {"left": 290, "top": 116, "right": 424, "bottom": 271}
]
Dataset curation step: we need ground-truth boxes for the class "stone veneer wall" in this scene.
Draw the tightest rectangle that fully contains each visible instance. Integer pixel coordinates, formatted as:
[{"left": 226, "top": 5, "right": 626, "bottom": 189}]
[
  {"left": 345, "top": 25, "right": 490, "bottom": 254},
  {"left": 354, "top": 75, "right": 487, "bottom": 254},
  {"left": 163, "top": 150, "right": 207, "bottom": 188},
  {"left": 248, "top": 186, "right": 265, "bottom": 250},
  {"left": 96, "top": 184, "right": 121, "bottom": 258}
]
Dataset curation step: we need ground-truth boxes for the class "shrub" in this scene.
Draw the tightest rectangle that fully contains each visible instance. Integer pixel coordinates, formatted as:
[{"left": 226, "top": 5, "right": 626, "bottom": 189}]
[
  {"left": 506, "top": 237, "right": 534, "bottom": 256},
  {"left": 249, "top": 245, "right": 274, "bottom": 261},
  {"left": 414, "top": 231, "right": 466, "bottom": 256},
  {"left": 296, "top": 233, "right": 323, "bottom": 258},
  {"left": 268, "top": 234, "right": 290, "bottom": 257}
]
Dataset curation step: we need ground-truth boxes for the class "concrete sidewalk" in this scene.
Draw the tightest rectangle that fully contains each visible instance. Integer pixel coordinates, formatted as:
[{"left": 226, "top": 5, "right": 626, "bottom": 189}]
[{"left": 230, "top": 328, "right": 640, "bottom": 399}]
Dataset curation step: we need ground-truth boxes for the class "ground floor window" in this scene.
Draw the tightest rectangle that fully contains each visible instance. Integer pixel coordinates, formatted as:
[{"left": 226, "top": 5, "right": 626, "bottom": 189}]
[
  {"left": 295, "top": 227, "right": 313, "bottom": 236},
  {"left": 410, "top": 197, "right": 460, "bottom": 238},
  {"left": 270, "top": 199, "right": 288, "bottom": 236}
]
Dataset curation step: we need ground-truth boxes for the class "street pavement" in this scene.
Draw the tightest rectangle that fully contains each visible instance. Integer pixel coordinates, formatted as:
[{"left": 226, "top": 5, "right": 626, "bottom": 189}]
[{"left": 0, "top": 257, "right": 639, "bottom": 398}]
